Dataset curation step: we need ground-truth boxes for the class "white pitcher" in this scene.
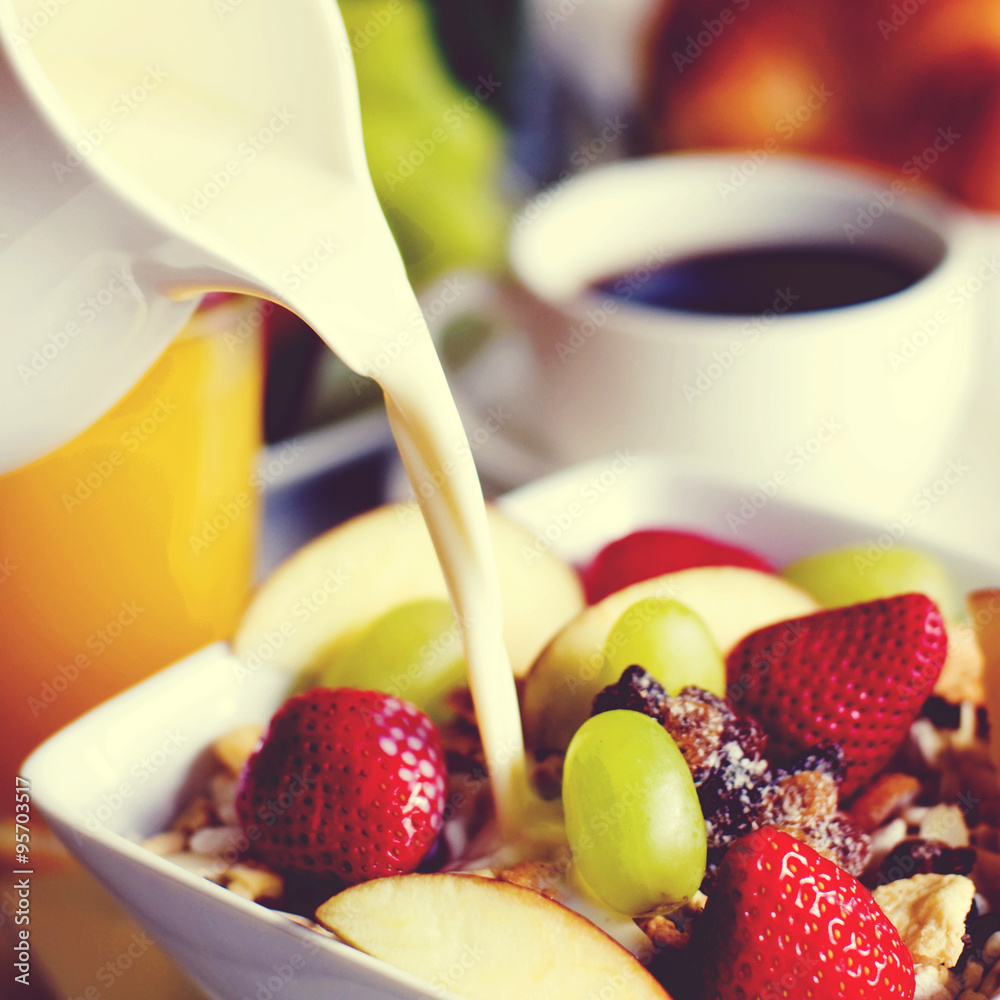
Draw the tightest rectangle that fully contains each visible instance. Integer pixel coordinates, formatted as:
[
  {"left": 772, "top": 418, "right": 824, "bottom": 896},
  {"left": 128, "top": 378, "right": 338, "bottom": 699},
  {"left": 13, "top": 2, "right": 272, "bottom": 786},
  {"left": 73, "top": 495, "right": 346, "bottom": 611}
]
[{"left": 0, "top": 0, "right": 375, "bottom": 473}]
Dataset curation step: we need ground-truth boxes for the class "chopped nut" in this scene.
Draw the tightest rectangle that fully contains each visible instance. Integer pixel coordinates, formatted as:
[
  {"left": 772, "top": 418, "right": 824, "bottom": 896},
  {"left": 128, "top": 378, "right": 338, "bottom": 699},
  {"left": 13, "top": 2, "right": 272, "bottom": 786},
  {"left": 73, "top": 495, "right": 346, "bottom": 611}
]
[
  {"left": 687, "top": 890, "right": 708, "bottom": 914},
  {"left": 213, "top": 724, "right": 263, "bottom": 775},
  {"left": 163, "top": 851, "right": 227, "bottom": 882},
  {"left": 909, "top": 719, "right": 946, "bottom": 769},
  {"left": 919, "top": 804, "right": 970, "bottom": 848},
  {"left": 765, "top": 770, "right": 838, "bottom": 826},
  {"left": 850, "top": 773, "right": 922, "bottom": 832},
  {"left": 494, "top": 861, "right": 562, "bottom": 898},
  {"left": 661, "top": 694, "right": 726, "bottom": 772},
  {"left": 873, "top": 873, "right": 976, "bottom": 968},
  {"left": 962, "top": 958, "right": 985, "bottom": 991},
  {"left": 210, "top": 773, "right": 240, "bottom": 826},
  {"left": 189, "top": 825, "right": 244, "bottom": 858},
  {"left": 224, "top": 861, "right": 283, "bottom": 901},
  {"left": 637, "top": 915, "right": 690, "bottom": 950},
  {"left": 170, "top": 794, "right": 215, "bottom": 835},
  {"left": 982, "top": 929, "right": 1000, "bottom": 966},
  {"left": 912, "top": 964, "right": 960, "bottom": 1000},
  {"left": 935, "top": 621, "right": 984, "bottom": 706},
  {"left": 980, "top": 957, "right": 1000, "bottom": 1000},
  {"left": 869, "top": 818, "right": 909, "bottom": 869},
  {"left": 141, "top": 830, "right": 186, "bottom": 856}
]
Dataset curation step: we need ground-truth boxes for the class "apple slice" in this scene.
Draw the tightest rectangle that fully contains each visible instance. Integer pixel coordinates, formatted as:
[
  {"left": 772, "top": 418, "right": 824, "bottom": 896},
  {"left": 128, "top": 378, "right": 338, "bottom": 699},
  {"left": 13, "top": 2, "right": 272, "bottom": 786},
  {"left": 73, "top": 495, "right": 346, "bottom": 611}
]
[
  {"left": 234, "top": 503, "right": 584, "bottom": 679},
  {"left": 522, "top": 565, "right": 819, "bottom": 752},
  {"left": 316, "top": 873, "right": 670, "bottom": 1000}
]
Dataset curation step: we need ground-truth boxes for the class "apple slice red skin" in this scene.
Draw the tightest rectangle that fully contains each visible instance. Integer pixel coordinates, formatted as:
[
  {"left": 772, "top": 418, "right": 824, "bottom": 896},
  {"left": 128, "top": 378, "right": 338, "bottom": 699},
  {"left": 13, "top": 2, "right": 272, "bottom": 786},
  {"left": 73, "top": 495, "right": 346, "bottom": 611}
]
[{"left": 581, "top": 529, "right": 776, "bottom": 604}]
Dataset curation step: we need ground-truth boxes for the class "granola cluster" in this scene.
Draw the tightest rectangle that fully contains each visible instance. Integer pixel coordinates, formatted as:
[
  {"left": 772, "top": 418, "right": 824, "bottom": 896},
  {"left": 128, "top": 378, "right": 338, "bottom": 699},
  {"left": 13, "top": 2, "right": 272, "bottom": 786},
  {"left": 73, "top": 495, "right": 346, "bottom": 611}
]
[{"left": 592, "top": 666, "right": 872, "bottom": 885}]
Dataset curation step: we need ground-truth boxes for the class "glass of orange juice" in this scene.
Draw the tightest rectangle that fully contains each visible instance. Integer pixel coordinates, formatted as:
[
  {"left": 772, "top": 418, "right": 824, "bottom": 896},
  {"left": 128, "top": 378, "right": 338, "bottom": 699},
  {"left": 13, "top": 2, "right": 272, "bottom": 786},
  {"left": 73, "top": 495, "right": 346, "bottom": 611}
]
[{"left": 0, "top": 295, "right": 264, "bottom": 851}]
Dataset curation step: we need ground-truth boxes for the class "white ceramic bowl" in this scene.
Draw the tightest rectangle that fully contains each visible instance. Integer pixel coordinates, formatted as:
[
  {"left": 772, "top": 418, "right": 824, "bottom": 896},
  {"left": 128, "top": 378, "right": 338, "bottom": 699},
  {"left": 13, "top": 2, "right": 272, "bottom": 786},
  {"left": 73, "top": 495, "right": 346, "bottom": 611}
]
[{"left": 23, "top": 455, "right": 1000, "bottom": 1000}]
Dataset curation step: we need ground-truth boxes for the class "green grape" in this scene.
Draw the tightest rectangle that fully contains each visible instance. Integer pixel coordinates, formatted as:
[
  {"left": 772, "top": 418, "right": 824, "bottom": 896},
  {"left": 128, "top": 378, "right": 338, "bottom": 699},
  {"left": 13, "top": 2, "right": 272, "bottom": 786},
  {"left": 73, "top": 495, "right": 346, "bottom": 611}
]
[
  {"left": 563, "top": 710, "right": 706, "bottom": 917},
  {"left": 598, "top": 598, "right": 725, "bottom": 696},
  {"left": 317, "top": 599, "right": 465, "bottom": 724},
  {"left": 783, "top": 545, "right": 958, "bottom": 618}
]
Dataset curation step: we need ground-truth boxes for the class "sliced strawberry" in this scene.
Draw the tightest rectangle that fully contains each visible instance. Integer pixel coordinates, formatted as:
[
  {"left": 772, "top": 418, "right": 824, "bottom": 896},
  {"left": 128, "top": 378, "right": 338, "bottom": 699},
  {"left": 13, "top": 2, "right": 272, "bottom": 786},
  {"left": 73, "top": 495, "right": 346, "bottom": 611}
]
[
  {"left": 726, "top": 593, "right": 946, "bottom": 798},
  {"left": 699, "top": 827, "right": 914, "bottom": 1000},
  {"left": 236, "top": 687, "right": 446, "bottom": 885},
  {"left": 580, "top": 528, "right": 774, "bottom": 603}
]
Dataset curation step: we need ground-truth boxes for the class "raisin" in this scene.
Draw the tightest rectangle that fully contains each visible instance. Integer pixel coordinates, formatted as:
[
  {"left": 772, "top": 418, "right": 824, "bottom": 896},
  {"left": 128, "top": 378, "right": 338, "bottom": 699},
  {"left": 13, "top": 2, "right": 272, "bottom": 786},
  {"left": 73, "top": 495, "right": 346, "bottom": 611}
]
[
  {"left": 591, "top": 665, "right": 670, "bottom": 720},
  {"left": 874, "top": 839, "right": 976, "bottom": 885}
]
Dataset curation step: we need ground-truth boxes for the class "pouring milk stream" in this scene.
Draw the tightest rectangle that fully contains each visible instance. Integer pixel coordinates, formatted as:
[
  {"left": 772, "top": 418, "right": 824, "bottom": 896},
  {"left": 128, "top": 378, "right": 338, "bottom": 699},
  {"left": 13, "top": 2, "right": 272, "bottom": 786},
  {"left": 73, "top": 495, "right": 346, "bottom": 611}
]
[{"left": 0, "top": 0, "right": 528, "bottom": 833}]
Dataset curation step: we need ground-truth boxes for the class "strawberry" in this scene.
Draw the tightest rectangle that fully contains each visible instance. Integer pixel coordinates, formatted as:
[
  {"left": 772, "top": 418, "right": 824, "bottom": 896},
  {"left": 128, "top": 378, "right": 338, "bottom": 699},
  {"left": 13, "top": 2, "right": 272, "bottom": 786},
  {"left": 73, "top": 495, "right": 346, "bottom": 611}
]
[
  {"left": 726, "top": 593, "right": 946, "bottom": 798},
  {"left": 699, "top": 827, "right": 914, "bottom": 1000},
  {"left": 236, "top": 687, "right": 446, "bottom": 885},
  {"left": 581, "top": 528, "right": 774, "bottom": 603}
]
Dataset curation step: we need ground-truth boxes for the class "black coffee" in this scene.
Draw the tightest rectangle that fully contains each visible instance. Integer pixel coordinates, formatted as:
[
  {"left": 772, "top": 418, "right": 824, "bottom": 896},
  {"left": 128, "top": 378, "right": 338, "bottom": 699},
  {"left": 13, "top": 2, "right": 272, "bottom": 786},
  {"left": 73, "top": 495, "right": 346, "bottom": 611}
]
[{"left": 594, "top": 245, "right": 925, "bottom": 316}]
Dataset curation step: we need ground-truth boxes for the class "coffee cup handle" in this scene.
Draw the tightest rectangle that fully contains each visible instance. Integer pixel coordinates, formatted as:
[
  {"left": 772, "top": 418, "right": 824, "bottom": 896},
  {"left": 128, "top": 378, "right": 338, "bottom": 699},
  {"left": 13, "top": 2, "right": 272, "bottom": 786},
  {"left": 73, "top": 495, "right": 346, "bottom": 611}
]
[
  {"left": 417, "top": 269, "right": 512, "bottom": 355},
  {"left": 417, "top": 269, "right": 555, "bottom": 487}
]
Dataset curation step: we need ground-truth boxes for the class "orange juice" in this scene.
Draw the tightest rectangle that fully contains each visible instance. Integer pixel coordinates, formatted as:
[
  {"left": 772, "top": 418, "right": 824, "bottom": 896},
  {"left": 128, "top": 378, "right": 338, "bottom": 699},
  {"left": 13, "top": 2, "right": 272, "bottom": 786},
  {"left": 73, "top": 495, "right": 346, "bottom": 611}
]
[{"left": 0, "top": 296, "right": 263, "bottom": 836}]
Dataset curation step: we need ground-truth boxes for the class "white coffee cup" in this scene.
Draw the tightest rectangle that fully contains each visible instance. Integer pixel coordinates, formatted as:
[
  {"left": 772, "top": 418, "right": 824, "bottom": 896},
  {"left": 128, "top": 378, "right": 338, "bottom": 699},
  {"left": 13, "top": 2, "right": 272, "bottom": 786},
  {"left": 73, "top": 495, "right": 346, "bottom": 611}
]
[{"left": 503, "top": 152, "right": 993, "bottom": 520}]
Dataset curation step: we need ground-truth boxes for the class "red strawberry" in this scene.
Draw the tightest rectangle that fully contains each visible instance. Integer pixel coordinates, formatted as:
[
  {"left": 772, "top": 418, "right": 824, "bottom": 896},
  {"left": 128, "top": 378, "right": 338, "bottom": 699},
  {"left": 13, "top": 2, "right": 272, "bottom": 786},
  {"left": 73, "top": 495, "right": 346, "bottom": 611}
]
[
  {"left": 581, "top": 528, "right": 774, "bottom": 603},
  {"left": 699, "top": 827, "right": 914, "bottom": 1000},
  {"left": 236, "top": 687, "right": 446, "bottom": 885},
  {"left": 726, "top": 594, "right": 946, "bottom": 797}
]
